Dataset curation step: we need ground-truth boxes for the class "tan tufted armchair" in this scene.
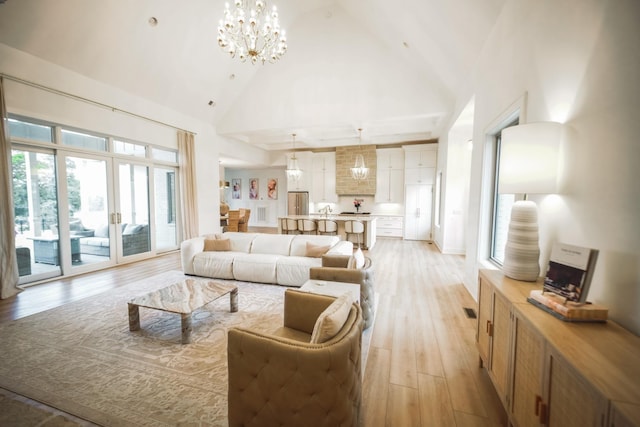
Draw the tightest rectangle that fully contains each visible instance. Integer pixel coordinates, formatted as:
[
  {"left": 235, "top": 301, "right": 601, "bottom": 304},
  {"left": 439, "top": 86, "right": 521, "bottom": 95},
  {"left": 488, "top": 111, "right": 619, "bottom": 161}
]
[
  {"left": 309, "top": 254, "right": 376, "bottom": 329},
  {"left": 227, "top": 289, "right": 363, "bottom": 427}
]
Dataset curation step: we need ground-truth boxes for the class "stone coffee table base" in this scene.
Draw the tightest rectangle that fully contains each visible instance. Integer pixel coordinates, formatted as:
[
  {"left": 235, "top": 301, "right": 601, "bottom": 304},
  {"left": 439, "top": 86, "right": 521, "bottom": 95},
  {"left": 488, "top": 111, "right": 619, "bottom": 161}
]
[{"left": 128, "top": 278, "right": 238, "bottom": 344}]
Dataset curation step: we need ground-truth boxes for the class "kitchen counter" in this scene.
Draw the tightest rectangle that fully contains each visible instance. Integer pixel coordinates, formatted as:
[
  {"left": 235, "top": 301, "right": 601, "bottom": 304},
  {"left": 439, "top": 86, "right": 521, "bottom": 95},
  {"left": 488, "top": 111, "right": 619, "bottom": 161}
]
[{"left": 279, "top": 215, "right": 377, "bottom": 249}]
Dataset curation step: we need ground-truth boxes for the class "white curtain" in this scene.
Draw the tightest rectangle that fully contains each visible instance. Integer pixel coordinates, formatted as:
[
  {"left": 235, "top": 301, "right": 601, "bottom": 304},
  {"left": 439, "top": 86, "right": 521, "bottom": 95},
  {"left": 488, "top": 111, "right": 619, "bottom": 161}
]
[
  {"left": 0, "top": 77, "right": 22, "bottom": 298},
  {"left": 178, "top": 130, "right": 199, "bottom": 240}
]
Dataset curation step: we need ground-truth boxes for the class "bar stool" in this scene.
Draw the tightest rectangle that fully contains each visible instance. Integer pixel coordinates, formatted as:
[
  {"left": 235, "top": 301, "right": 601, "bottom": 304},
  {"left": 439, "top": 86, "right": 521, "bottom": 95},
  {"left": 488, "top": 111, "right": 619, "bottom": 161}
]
[
  {"left": 281, "top": 218, "right": 299, "bottom": 234},
  {"left": 298, "top": 219, "right": 317, "bottom": 235},
  {"left": 317, "top": 219, "right": 338, "bottom": 236},
  {"left": 345, "top": 220, "right": 365, "bottom": 249}
]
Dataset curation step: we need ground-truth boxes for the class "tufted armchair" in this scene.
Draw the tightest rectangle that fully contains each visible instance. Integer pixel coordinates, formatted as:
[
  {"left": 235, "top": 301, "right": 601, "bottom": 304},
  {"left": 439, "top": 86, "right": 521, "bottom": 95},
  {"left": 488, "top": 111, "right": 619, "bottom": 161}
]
[
  {"left": 227, "top": 289, "right": 363, "bottom": 427},
  {"left": 309, "top": 254, "right": 376, "bottom": 329}
]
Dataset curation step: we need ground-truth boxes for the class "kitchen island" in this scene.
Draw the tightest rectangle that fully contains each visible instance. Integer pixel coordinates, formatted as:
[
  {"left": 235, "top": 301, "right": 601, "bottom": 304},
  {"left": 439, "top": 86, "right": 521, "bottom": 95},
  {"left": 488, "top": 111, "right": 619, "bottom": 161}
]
[{"left": 278, "top": 215, "right": 377, "bottom": 250}]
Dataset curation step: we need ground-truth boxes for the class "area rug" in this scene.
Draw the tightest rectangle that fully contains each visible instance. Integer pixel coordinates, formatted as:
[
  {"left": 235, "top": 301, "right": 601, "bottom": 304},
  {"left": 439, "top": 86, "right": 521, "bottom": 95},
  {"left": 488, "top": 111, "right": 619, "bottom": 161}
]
[{"left": 0, "top": 270, "right": 371, "bottom": 426}]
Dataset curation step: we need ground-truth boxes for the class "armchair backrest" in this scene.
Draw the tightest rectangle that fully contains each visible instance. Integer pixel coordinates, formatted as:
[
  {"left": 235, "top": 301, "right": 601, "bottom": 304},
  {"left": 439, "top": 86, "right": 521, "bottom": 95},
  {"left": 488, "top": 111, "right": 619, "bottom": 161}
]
[{"left": 309, "top": 255, "right": 375, "bottom": 330}]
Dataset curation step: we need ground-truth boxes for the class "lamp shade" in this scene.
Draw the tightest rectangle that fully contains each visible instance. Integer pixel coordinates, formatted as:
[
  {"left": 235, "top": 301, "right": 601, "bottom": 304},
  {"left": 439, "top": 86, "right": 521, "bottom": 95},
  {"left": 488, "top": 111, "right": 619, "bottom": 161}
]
[{"left": 498, "top": 122, "right": 563, "bottom": 195}]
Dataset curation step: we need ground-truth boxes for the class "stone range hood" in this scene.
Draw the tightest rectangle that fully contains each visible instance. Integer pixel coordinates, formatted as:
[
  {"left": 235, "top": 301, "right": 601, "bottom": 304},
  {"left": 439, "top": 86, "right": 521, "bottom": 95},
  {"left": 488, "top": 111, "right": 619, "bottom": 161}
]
[{"left": 335, "top": 145, "right": 377, "bottom": 195}]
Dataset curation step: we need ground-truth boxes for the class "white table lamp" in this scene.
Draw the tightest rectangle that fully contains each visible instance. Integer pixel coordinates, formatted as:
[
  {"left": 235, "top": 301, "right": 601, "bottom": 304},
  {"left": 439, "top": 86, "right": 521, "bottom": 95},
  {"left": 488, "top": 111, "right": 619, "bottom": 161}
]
[{"left": 499, "top": 122, "right": 563, "bottom": 281}]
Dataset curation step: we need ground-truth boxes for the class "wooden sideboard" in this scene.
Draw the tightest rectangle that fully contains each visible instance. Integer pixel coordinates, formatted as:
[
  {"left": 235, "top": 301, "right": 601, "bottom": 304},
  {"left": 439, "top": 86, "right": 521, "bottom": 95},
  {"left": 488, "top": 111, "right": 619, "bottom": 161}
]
[{"left": 477, "top": 269, "right": 640, "bottom": 427}]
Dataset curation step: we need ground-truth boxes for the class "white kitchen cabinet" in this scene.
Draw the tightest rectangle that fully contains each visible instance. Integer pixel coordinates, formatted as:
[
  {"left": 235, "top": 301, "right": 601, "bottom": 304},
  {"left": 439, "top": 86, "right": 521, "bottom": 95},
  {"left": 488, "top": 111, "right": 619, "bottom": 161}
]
[
  {"left": 403, "top": 145, "right": 438, "bottom": 169},
  {"left": 310, "top": 152, "right": 337, "bottom": 203},
  {"left": 404, "top": 145, "right": 437, "bottom": 185},
  {"left": 376, "top": 148, "right": 404, "bottom": 203},
  {"left": 404, "top": 184, "right": 432, "bottom": 240},
  {"left": 404, "top": 167, "right": 436, "bottom": 185},
  {"left": 375, "top": 216, "right": 403, "bottom": 237}
]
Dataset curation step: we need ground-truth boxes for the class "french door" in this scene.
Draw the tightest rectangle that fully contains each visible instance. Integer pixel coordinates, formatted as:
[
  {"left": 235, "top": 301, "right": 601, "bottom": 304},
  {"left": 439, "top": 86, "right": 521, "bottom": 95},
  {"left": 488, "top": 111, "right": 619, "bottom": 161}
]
[
  {"left": 58, "top": 154, "right": 153, "bottom": 269},
  {"left": 114, "top": 160, "right": 152, "bottom": 260}
]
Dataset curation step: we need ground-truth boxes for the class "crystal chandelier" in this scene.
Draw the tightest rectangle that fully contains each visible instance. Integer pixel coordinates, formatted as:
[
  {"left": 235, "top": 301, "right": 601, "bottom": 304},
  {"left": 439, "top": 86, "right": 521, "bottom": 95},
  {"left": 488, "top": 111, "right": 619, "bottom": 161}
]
[
  {"left": 286, "top": 133, "right": 302, "bottom": 181},
  {"left": 351, "top": 128, "right": 369, "bottom": 181},
  {"left": 217, "top": 0, "right": 288, "bottom": 65}
]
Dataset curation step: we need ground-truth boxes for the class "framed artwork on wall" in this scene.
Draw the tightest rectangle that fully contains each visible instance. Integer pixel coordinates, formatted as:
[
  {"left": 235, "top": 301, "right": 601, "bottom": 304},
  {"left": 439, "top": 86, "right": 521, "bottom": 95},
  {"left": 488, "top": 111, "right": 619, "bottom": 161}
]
[
  {"left": 267, "top": 178, "right": 278, "bottom": 200},
  {"left": 249, "top": 178, "right": 259, "bottom": 200},
  {"left": 232, "top": 178, "right": 241, "bottom": 199}
]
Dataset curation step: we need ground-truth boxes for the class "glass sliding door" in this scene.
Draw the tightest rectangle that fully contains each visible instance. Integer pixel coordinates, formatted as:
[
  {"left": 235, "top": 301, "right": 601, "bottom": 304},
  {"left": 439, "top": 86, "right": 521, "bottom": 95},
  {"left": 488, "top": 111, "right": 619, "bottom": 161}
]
[
  {"left": 63, "top": 155, "right": 114, "bottom": 268},
  {"left": 153, "top": 167, "right": 178, "bottom": 251},
  {"left": 11, "top": 147, "right": 61, "bottom": 283},
  {"left": 117, "top": 161, "right": 151, "bottom": 259}
]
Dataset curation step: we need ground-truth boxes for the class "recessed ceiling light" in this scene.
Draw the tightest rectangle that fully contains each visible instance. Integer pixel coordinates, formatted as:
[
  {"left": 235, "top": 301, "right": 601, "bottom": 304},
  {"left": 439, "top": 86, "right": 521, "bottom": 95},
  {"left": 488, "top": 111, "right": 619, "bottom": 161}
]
[{"left": 148, "top": 17, "right": 158, "bottom": 26}]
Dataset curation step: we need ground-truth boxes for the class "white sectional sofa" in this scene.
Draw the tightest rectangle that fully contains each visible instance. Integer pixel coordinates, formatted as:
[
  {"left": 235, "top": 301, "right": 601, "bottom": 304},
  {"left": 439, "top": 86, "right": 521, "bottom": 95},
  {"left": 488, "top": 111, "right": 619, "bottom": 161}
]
[{"left": 180, "top": 232, "right": 353, "bottom": 287}]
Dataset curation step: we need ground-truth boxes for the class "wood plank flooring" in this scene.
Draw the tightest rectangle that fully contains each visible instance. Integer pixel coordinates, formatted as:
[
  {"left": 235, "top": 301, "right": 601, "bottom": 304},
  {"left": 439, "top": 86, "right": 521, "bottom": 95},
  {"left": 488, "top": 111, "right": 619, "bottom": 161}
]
[{"left": 0, "top": 236, "right": 506, "bottom": 426}]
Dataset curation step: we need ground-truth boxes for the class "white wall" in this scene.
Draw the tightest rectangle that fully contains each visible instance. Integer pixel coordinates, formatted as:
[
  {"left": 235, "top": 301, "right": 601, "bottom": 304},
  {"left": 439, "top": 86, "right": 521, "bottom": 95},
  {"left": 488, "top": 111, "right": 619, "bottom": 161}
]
[
  {"left": 461, "top": 0, "right": 640, "bottom": 334},
  {"left": 436, "top": 100, "right": 474, "bottom": 254},
  {"left": 224, "top": 169, "right": 288, "bottom": 228}
]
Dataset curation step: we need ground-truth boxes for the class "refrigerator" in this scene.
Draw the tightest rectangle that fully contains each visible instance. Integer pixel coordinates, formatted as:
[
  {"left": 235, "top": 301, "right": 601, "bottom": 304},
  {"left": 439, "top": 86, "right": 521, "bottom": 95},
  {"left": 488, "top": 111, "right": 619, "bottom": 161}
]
[{"left": 287, "top": 191, "right": 309, "bottom": 215}]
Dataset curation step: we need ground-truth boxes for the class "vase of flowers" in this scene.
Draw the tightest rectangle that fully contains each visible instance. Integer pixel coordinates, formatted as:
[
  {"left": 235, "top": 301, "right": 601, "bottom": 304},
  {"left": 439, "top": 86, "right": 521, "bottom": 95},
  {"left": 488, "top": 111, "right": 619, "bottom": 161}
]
[{"left": 353, "top": 199, "right": 362, "bottom": 213}]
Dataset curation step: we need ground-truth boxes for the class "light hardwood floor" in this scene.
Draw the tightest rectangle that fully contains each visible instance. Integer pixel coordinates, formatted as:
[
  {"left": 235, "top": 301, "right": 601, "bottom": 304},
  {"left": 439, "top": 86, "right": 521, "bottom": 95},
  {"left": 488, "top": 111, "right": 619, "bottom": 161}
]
[{"left": 0, "top": 236, "right": 506, "bottom": 426}]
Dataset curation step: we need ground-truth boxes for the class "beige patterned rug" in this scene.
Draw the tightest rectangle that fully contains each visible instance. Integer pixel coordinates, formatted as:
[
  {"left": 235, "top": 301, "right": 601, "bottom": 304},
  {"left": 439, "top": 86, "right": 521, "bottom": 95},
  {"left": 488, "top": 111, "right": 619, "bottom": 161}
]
[{"left": 0, "top": 270, "right": 369, "bottom": 426}]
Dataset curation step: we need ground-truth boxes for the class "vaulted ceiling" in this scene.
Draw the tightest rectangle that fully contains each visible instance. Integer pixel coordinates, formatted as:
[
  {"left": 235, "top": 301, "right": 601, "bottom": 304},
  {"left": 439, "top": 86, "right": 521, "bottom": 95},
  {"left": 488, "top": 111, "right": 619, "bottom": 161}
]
[{"left": 0, "top": 0, "right": 505, "bottom": 155}]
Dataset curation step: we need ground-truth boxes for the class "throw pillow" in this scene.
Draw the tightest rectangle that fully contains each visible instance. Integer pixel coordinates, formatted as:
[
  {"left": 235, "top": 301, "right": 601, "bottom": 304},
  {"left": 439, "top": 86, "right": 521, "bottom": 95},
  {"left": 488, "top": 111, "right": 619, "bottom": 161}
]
[
  {"left": 310, "top": 293, "right": 352, "bottom": 344},
  {"left": 354, "top": 247, "right": 365, "bottom": 269},
  {"left": 123, "top": 224, "right": 143, "bottom": 235},
  {"left": 204, "top": 238, "right": 231, "bottom": 252},
  {"left": 305, "top": 242, "right": 331, "bottom": 258},
  {"left": 94, "top": 225, "right": 109, "bottom": 238},
  {"left": 203, "top": 233, "right": 223, "bottom": 240}
]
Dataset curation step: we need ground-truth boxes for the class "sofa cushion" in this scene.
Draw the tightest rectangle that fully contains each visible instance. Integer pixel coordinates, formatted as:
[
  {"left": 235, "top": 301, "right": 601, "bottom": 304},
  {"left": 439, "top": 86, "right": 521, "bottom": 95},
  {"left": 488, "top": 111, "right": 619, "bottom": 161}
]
[
  {"left": 223, "top": 232, "right": 259, "bottom": 253},
  {"left": 305, "top": 242, "right": 331, "bottom": 258},
  {"left": 80, "top": 237, "right": 111, "bottom": 247},
  {"left": 204, "top": 238, "right": 231, "bottom": 251},
  {"left": 290, "top": 235, "right": 339, "bottom": 257},
  {"left": 250, "top": 234, "right": 294, "bottom": 256},
  {"left": 276, "top": 256, "right": 323, "bottom": 287},
  {"left": 193, "top": 252, "right": 236, "bottom": 279},
  {"left": 233, "top": 253, "right": 280, "bottom": 284},
  {"left": 310, "top": 293, "right": 352, "bottom": 344}
]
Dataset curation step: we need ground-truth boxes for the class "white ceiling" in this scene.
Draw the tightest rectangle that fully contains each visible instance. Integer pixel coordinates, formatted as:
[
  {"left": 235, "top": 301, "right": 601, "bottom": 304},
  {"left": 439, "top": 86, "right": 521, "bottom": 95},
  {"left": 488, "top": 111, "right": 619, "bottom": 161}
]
[{"left": 0, "top": 0, "right": 506, "bottom": 157}]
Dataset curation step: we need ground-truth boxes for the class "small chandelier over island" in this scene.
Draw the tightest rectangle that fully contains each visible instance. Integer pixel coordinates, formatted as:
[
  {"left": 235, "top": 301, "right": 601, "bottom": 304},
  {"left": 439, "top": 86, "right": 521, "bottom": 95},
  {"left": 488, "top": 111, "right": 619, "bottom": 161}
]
[
  {"left": 351, "top": 128, "right": 369, "bottom": 181},
  {"left": 286, "top": 133, "right": 302, "bottom": 182},
  {"left": 217, "top": 0, "right": 288, "bottom": 65}
]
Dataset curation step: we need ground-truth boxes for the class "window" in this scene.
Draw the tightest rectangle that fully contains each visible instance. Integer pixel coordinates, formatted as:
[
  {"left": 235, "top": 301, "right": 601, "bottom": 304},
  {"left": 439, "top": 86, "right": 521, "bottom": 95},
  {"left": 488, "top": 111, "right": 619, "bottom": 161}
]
[
  {"left": 434, "top": 171, "right": 443, "bottom": 227},
  {"left": 114, "top": 140, "right": 146, "bottom": 157},
  {"left": 61, "top": 129, "right": 107, "bottom": 151},
  {"left": 8, "top": 118, "right": 53, "bottom": 142},
  {"left": 152, "top": 147, "right": 178, "bottom": 163},
  {"left": 167, "top": 171, "right": 176, "bottom": 224},
  {"left": 489, "top": 120, "right": 518, "bottom": 265}
]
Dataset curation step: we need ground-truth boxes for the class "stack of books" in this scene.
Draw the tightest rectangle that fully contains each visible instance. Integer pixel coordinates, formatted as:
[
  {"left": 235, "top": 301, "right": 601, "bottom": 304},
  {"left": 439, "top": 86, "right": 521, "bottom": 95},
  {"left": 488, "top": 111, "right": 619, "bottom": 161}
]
[
  {"left": 527, "top": 290, "right": 608, "bottom": 322},
  {"left": 527, "top": 242, "right": 607, "bottom": 322}
]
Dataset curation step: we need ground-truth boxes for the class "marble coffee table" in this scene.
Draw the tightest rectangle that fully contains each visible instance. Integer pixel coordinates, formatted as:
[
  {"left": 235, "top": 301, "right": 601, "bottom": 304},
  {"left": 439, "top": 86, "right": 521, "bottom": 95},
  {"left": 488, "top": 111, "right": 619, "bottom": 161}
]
[{"left": 128, "top": 278, "right": 238, "bottom": 344}]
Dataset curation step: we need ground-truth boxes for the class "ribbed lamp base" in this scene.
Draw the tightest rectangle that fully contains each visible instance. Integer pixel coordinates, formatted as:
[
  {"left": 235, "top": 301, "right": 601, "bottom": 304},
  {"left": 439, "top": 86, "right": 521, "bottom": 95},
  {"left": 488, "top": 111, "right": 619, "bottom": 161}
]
[{"left": 503, "top": 200, "right": 540, "bottom": 282}]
